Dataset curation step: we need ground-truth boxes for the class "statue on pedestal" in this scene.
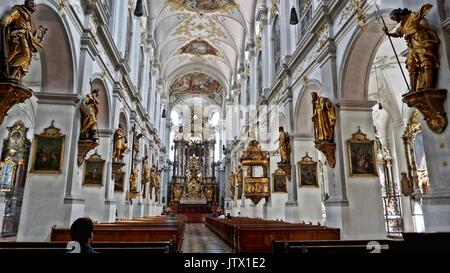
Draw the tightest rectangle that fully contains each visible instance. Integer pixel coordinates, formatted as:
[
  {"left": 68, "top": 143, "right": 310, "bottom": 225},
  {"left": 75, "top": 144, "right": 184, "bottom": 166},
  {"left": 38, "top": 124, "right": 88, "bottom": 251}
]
[
  {"left": 277, "top": 126, "right": 291, "bottom": 164},
  {"left": 229, "top": 171, "right": 235, "bottom": 199},
  {"left": 113, "top": 125, "right": 128, "bottom": 162},
  {"left": 383, "top": 4, "right": 439, "bottom": 92},
  {"left": 311, "top": 92, "right": 336, "bottom": 143},
  {"left": 0, "top": 0, "right": 47, "bottom": 81},
  {"left": 80, "top": 89, "right": 100, "bottom": 141}
]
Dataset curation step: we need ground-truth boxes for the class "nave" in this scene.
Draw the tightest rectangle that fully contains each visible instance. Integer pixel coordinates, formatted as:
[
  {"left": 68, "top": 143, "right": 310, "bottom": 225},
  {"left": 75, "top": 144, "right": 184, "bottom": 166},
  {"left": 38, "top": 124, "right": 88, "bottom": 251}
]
[{"left": 181, "top": 223, "right": 232, "bottom": 253}]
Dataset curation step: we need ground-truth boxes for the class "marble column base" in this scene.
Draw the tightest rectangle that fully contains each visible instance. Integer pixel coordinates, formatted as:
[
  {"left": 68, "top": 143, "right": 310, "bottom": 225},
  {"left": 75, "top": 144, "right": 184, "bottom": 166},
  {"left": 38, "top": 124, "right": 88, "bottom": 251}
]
[
  {"left": 285, "top": 201, "right": 299, "bottom": 223},
  {"left": 63, "top": 197, "right": 85, "bottom": 227},
  {"left": 123, "top": 201, "right": 133, "bottom": 220},
  {"left": 133, "top": 201, "right": 145, "bottom": 218},
  {"left": 102, "top": 200, "right": 116, "bottom": 222},
  {"left": 143, "top": 202, "right": 151, "bottom": 217}
]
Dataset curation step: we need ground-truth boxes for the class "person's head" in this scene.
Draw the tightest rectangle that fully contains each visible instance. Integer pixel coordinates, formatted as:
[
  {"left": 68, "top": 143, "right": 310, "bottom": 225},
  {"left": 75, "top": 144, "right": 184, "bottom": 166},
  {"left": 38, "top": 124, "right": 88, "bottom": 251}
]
[
  {"left": 24, "top": 0, "right": 36, "bottom": 13},
  {"left": 92, "top": 89, "right": 100, "bottom": 97},
  {"left": 390, "top": 8, "right": 411, "bottom": 23},
  {"left": 311, "top": 92, "right": 318, "bottom": 101},
  {"left": 279, "top": 126, "right": 284, "bottom": 132},
  {"left": 70, "top": 217, "right": 94, "bottom": 245}
]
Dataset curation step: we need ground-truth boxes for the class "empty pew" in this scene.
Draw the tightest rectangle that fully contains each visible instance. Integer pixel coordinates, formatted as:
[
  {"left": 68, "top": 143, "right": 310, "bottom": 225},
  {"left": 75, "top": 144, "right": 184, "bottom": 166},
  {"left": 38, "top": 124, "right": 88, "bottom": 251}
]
[{"left": 205, "top": 217, "right": 340, "bottom": 253}]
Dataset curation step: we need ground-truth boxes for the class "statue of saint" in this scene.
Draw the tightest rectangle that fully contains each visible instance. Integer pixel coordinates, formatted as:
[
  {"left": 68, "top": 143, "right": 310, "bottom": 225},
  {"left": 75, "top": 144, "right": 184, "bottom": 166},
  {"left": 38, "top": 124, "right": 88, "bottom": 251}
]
[
  {"left": 311, "top": 92, "right": 336, "bottom": 143},
  {"left": 129, "top": 166, "right": 138, "bottom": 192},
  {"left": 0, "top": 0, "right": 47, "bottom": 81},
  {"left": 236, "top": 165, "right": 243, "bottom": 199},
  {"left": 150, "top": 165, "right": 157, "bottom": 188},
  {"left": 80, "top": 89, "right": 100, "bottom": 141},
  {"left": 277, "top": 127, "right": 291, "bottom": 164},
  {"left": 142, "top": 156, "right": 150, "bottom": 183},
  {"left": 229, "top": 171, "right": 235, "bottom": 199},
  {"left": 112, "top": 124, "right": 127, "bottom": 162},
  {"left": 383, "top": 4, "right": 440, "bottom": 92}
]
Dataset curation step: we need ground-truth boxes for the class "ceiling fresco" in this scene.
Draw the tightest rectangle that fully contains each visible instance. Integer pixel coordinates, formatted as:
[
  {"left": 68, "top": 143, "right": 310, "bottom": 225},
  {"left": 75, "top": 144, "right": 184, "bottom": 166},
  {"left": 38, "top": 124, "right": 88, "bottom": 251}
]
[
  {"left": 170, "top": 73, "right": 223, "bottom": 95},
  {"left": 178, "top": 39, "right": 220, "bottom": 56},
  {"left": 166, "top": 0, "right": 238, "bottom": 13}
]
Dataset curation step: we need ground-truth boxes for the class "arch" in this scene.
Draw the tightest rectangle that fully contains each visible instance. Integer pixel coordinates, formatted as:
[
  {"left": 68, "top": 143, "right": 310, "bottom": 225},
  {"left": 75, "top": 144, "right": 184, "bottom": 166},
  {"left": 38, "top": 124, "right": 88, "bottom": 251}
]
[
  {"left": 90, "top": 79, "right": 110, "bottom": 130},
  {"left": 340, "top": 13, "right": 392, "bottom": 101},
  {"left": 33, "top": 4, "right": 74, "bottom": 94},
  {"left": 294, "top": 80, "right": 321, "bottom": 136}
]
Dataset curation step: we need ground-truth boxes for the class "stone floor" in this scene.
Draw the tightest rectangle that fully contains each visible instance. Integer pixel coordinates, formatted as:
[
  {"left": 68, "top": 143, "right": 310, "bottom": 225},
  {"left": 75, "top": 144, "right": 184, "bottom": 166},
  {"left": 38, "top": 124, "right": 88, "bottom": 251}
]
[{"left": 181, "top": 223, "right": 233, "bottom": 253}]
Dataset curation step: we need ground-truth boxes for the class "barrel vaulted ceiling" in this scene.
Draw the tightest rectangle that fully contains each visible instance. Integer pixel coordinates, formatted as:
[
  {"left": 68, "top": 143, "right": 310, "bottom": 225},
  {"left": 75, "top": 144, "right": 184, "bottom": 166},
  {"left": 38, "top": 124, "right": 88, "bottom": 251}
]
[{"left": 147, "top": 0, "right": 258, "bottom": 105}]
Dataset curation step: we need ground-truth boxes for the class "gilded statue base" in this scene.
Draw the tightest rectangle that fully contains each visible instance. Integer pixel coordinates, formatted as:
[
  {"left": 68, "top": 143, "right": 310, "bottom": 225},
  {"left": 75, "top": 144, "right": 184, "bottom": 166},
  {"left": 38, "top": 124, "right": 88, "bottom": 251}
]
[
  {"left": 127, "top": 191, "right": 141, "bottom": 202},
  {"left": 244, "top": 177, "right": 270, "bottom": 205},
  {"left": 112, "top": 161, "right": 126, "bottom": 175},
  {"left": 277, "top": 163, "right": 292, "bottom": 180},
  {"left": 0, "top": 82, "right": 33, "bottom": 125},
  {"left": 77, "top": 140, "right": 99, "bottom": 166},
  {"left": 315, "top": 142, "right": 336, "bottom": 168},
  {"left": 402, "top": 88, "right": 448, "bottom": 134}
]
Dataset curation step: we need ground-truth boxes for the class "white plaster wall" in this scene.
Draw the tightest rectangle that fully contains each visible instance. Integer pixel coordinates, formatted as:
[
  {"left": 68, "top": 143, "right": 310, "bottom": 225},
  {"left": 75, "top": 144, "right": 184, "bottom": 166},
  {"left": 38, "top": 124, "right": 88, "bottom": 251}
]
[{"left": 338, "top": 108, "right": 387, "bottom": 240}]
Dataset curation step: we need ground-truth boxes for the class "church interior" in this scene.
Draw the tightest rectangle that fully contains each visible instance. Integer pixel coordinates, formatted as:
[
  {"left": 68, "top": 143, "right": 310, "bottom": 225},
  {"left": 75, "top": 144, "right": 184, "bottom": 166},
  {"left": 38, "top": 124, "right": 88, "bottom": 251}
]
[{"left": 1, "top": 0, "right": 450, "bottom": 254}]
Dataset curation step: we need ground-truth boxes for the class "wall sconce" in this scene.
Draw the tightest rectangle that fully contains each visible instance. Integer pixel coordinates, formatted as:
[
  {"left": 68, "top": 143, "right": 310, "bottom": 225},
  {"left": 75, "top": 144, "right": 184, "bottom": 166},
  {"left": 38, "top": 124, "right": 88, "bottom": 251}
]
[
  {"left": 290, "top": 7, "right": 299, "bottom": 25},
  {"left": 134, "top": 0, "right": 144, "bottom": 17}
]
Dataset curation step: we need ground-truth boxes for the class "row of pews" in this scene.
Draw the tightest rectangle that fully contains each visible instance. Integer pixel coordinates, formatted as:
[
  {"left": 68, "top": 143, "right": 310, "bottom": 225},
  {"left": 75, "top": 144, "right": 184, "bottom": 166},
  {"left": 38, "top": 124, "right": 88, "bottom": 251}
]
[
  {"left": 0, "top": 215, "right": 186, "bottom": 253},
  {"left": 273, "top": 232, "right": 450, "bottom": 253},
  {"left": 205, "top": 216, "right": 340, "bottom": 253}
]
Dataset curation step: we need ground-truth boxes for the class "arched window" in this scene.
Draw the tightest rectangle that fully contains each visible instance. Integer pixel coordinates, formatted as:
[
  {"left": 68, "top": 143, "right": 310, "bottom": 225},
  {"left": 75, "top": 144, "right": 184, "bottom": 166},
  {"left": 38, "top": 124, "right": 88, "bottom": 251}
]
[
  {"left": 138, "top": 47, "right": 144, "bottom": 93},
  {"left": 298, "top": 0, "right": 312, "bottom": 35},
  {"left": 125, "top": 10, "right": 133, "bottom": 61},
  {"left": 257, "top": 52, "right": 263, "bottom": 96},
  {"left": 272, "top": 16, "right": 281, "bottom": 73}
]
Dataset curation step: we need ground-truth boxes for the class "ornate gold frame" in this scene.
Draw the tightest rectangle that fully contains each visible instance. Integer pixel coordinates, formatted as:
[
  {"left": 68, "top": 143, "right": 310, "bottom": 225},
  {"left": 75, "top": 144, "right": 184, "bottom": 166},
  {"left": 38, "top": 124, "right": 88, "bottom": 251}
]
[
  {"left": 347, "top": 127, "right": 378, "bottom": 177},
  {"left": 298, "top": 153, "right": 319, "bottom": 187},
  {"left": 114, "top": 171, "right": 125, "bottom": 192},
  {"left": 272, "top": 168, "right": 287, "bottom": 192},
  {"left": 30, "top": 121, "right": 65, "bottom": 174},
  {"left": 0, "top": 157, "right": 17, "bottom": 192},
  {"left": 83, "top": 151, "right": 105, "bottom": 186}
]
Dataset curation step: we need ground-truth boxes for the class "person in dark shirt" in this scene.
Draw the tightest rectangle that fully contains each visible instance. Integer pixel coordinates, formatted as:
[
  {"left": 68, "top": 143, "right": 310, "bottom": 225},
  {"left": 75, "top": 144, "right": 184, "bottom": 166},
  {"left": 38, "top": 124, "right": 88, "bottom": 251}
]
[{"left": 69, "top": 217, "right": 97, "bottom": 253}]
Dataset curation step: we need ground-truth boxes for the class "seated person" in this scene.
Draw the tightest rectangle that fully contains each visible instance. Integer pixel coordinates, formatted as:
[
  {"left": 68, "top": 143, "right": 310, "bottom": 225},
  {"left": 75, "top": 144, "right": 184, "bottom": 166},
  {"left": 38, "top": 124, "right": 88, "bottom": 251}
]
[
  {"left": 226, "top": 213, "right": 232, "bottom": 220},
  {"left": 68, "top": 217, "right": 97, "bottom": 253}
]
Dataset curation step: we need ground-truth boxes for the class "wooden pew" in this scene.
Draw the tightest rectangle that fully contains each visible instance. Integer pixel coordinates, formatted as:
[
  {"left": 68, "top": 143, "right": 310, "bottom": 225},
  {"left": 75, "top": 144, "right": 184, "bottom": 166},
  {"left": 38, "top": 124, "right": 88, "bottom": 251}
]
[
  {"left": 272, "top": 239, "right": 396, "bottom": 253},
  {"left": 0, "top": 241, "right": 174, "bottom": 253},
  {"left": 51, "top": 216, "right": 186, "bottom": 252},
  {"left": 205, "top": 217, "right": 340, "bottom": 253}
]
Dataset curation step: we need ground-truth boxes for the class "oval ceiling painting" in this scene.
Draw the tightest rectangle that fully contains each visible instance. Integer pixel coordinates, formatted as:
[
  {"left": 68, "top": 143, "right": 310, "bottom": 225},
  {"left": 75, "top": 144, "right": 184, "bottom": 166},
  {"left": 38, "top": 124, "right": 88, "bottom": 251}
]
[
  {"left": 166, "top": 0, "right": 238, "bottom": 13},
  {"left": 178, "top": 39, "right": 220, "bottom": 56},
  {"left": 170, "top": 73, "right": 222, "bottom": 94}
]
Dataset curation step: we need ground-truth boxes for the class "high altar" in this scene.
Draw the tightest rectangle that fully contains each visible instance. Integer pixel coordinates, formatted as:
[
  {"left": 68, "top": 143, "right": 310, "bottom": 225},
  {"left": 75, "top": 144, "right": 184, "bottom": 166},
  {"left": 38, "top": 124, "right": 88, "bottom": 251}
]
[{"left": 169, "top": 138, "right": 218, "bottom": 205}]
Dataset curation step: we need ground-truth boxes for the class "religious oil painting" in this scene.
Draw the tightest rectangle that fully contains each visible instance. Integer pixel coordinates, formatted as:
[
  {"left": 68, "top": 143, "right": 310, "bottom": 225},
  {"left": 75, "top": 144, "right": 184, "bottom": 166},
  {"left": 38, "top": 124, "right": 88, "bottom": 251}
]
[
  {"left": 170, "top": 73, "right": 222, "bottom": 94},
  {"left": 83, "top": 152, "right": 105, "bottom": 186},
  {"left": 347, "top": 128, "right": 378, "bottom": 177},
  {"left": 273, "top": 168, "right": 287, "bottom": 192},
  {"left": 30, "top": 121, "right": 65, "bottom": 174},
  {"left": 298, "top": 153, "right": 319, "bottom": 187},
  {"left": 114, "top": 172, "right": 125, "bottom": 192},
  {"left": 166, "top": 0, "right": 238, "bottom": 13},
  {"left": 179, "top": 39, "right": 219, "bottom": 56}
]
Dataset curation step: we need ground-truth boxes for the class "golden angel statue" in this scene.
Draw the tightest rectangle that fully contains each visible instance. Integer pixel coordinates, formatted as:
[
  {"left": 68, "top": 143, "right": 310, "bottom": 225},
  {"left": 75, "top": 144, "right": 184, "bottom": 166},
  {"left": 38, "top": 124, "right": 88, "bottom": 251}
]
[
  {"left": 0, "top": 0, "right": 47, "bottom": 81},
  {"left": 112, "top": 124, "right": 128, "bottom": 162},
  {"left": 80, "top": 89, "right": 100, "bottom": 141},
  {"left": 229, "top": 171, "right": 235, "bottom": 199},
  {"left": 150, "top": 165, "right": 157, "bottom": 188},
  {"left": 277, "top": 126, "right": 291, "bottom": 164},
  {"left": 383, "top": 4, "right": 440, "bottom": 92},
  {"left": 311, "top": 92, "right": 336, "bottom": 143}
]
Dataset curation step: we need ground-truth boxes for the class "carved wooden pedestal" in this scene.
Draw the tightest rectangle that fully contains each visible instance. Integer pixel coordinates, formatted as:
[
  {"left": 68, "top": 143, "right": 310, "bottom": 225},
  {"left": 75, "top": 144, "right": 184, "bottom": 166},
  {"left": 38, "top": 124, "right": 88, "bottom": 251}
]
[
  {"left": 244, "top": 177, "right": 270, "bottom": 205},
  {"left": 277, "top": 162, "right": 292, "bottom": 180},
  {"left": 77, "top": 140, "right": 99, "bottom": 166},
  {"left": 315, "top": 142, "right": 336, "bottom": 168},
  {"left": 0, "top": 82, "right": 33, "bottom": 125},
  {"left": 402, "top": 88, "right": 448, "bottom": 134},
  {"left": 112, "top": 161, "right": 126, "bottom": 175}
]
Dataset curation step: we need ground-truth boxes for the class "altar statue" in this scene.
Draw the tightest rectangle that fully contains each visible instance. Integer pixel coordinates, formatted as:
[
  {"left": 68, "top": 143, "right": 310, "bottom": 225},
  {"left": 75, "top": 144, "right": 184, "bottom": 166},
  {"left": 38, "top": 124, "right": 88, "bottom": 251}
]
[{"left": 311, "top": 92, "right": 336, "bottom": 143}]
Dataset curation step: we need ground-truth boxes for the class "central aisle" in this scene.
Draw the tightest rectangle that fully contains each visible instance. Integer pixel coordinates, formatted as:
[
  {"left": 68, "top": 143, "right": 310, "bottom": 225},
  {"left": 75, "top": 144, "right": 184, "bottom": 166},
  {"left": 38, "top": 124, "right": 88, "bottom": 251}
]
[{"left": 181, "top": 223, "right": 233, "bottom": 253}]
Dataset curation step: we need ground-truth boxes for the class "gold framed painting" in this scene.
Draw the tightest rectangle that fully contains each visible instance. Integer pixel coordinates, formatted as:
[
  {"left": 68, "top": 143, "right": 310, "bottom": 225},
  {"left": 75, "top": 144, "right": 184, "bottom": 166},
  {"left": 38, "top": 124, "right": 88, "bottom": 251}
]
[
  {"left": 347, "top": 127, "right": 378, "bottom": 177},
  {"left": 272, "top": 168, "right": 287, "bottom": 193},
  {"left": 298, "top": 153, "right": 319, "bottom": 187},
  {"left": 114, "top": 171, "right": 125, "bottom": 192},
  {"left": 83, "top": 151, "right": 105, "bottom": 186},
  {"left": 30, "top": 121, "right": 65, "bottom": 174},
  {"left": 0, "top": 157, "right": 16, "bottom": 192}
]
